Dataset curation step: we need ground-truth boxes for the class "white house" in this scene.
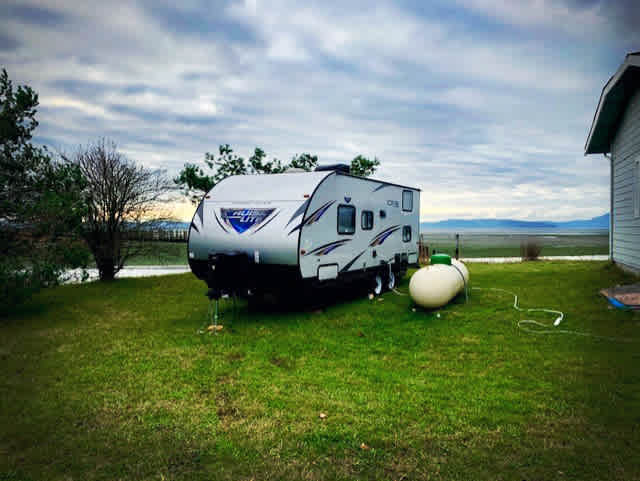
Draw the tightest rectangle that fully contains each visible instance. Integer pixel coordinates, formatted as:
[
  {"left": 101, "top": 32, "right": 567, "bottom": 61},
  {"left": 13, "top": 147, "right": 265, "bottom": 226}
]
[{"left": 585, "top": 52, "right": 640, "bottom": 275}]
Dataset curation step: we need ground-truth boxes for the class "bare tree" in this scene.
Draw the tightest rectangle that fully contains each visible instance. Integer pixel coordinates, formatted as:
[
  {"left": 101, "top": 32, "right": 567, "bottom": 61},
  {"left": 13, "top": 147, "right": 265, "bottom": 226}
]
[{"left": 73, "top": 139, "right": 171, "bottom": 281}]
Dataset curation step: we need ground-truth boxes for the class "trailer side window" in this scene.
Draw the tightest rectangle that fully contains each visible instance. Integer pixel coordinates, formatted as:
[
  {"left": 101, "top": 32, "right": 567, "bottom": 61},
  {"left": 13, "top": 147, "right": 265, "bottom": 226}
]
[
  {"left": 361, "top": 210, "right": 373, "bottom": 230},
  {"left": 402, "top": 226, "right": 411, "bottom": 242},
  {"left": 402, "top": 190, "right": 413, "bottom": 212},
  {"left": 337, "top": 205, "right": 356, "bottom": 235}
]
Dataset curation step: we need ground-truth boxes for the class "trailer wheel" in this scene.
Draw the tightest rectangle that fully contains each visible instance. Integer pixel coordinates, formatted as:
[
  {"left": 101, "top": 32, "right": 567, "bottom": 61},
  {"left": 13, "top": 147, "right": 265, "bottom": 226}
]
[
  {"left": 387, "top": 271, "right": 396, "bottom": 290},
  {"left": 373, "top": 274, "right": 383, "bottom": 296}
]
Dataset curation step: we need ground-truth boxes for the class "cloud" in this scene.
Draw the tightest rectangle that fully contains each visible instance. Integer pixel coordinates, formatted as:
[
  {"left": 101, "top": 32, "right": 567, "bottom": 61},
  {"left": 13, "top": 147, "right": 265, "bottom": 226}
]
[
  {"left": 567, "top": 0, "right": 640, "bottom": 39},
  {"left": 1, "top": 3, "right": 69, "bottom": 27},
  {"left": 453, "top": 0, "right": 602, "bottom": 34},
  {"left": 0, "top": 0, "right": 623, "bottom": 221},
  {"left": 0, "top": 32, "right": 20, "bottom": 52},
  {"left": 456, "top": 0, "right": 640, "bottom": 43}
]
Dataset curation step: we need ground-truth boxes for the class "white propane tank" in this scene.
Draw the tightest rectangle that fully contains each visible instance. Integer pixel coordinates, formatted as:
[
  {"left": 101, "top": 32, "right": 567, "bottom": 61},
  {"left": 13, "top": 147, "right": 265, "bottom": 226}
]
[
  {"left": 451, "top": 258, "right": 469, "bottom": 284},
  {"left": 409, "top": 254, "right": 468, "bottom": 309}
]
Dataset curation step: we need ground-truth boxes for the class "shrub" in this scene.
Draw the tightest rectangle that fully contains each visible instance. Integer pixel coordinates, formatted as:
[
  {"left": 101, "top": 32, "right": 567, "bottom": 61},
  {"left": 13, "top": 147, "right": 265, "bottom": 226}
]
[
  {"left": 521, "top": 238, "right": 542, "bottom": 261},
  {"left": 1, "top": 69, "right": 89, "bottom": 311}
]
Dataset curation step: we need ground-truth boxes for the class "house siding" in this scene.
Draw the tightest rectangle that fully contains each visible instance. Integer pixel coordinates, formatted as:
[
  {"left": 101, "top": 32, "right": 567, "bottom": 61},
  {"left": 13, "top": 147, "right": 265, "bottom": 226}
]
[{"left": 611, "top": 88, "right": 640, "bottom": 273}]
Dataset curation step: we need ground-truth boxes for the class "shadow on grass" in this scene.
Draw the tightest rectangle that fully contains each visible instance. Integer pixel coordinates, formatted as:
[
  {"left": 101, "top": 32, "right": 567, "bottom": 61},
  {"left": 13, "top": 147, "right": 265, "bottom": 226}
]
[
  {"left": 247, "top": 283, "right": 373, "bottom": 313},
  {"left": 0, "top": 297, "right": 51, "bottom": 324}
]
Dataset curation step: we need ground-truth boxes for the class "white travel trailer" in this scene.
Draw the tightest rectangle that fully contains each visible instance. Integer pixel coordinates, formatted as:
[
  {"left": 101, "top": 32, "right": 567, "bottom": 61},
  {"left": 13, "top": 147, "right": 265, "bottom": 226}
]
[{"left": 187, "top": 165, "right": 420, "bottom": 300}]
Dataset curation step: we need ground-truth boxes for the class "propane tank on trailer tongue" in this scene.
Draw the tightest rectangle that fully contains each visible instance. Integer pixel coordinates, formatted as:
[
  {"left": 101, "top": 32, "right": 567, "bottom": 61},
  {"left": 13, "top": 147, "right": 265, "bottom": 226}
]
[{"left": 409, "top": 254, "right": 469, "bottom": 309}]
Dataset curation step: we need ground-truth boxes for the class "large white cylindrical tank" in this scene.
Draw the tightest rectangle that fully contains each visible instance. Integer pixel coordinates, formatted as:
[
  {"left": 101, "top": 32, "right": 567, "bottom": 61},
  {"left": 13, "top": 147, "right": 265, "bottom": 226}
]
[
  {"left": 409, "top": 261, "right": 468, "bottom": 309},
  {"left": 451, "top": 258, "right": 469, "bottom": 284}
]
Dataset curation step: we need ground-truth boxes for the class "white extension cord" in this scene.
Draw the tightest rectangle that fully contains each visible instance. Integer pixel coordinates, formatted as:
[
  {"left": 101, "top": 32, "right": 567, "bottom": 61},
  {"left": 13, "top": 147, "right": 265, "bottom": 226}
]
[
  {"left": 471, "top": 287, "right": 564, "bottom": 334},
  {"left": 392, "top": 284, "right": 636, "bottom": 342},
  {"left": 471, "top": 287, "right": 636, "bottom": 342}
]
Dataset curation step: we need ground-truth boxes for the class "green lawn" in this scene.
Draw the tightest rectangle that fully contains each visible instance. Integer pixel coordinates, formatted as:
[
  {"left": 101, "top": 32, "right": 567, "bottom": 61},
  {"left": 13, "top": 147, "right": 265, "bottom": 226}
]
[
  {"left": 1, "top": 262, "right": 639, "bottom": 480},
  {"left": 122, "top": 241, "right": 188, "bottom": 266}
]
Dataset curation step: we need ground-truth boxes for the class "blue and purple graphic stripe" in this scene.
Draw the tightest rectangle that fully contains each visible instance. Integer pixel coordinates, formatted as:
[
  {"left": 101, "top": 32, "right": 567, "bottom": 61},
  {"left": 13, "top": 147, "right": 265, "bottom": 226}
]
[
  {"left": 288, "top": 200, "right": 335, "bottom": 235},
  {"left": 304, "top": 239, "right": 350, "bottom": 256},
  {"left": 369, "top": 225, "right": 401, "bottom": 246}
]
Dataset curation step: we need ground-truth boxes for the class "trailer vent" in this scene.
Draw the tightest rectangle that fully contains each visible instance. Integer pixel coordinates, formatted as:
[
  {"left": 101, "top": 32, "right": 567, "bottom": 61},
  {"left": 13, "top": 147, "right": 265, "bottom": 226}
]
[{"left": 314, "top": 164, "right": 350, "bottom": 174}]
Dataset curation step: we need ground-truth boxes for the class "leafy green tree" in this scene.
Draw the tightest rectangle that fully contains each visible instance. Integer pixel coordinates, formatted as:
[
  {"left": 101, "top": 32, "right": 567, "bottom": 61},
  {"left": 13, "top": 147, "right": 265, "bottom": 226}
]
[
  {"left": 350, "top": 154, "right": 380, "bottom": 177},
  {"left": 289, "top": 153, "right": 318, "bottom": 171},
  {"left": 175, "top": 146, "right": 382, "bottom": 204},
  {"left": 175, "top": 145, "right": 314, "bottom": 203},
  {"left": 0, "top": 69, "right": 89, "bottom": 310},
  {"left": 248, "top": 147, "right": 287, "bottom": 174},
  {"left": 173, "top": 163, "right": 215, "bottom": 204}
]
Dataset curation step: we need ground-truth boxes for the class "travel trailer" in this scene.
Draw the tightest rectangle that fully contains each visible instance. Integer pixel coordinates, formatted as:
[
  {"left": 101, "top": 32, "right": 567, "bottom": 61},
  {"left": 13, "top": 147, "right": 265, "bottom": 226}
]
[{"left": 187, "top": 165, "right": 420, "bottom": 300}]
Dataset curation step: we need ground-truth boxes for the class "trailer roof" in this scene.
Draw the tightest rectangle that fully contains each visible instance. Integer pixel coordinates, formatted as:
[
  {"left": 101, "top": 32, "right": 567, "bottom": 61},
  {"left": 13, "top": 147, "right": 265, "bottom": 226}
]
[
  {"left": 207, "top": 170, "right": 421, "bottom": 202},
  {"left": 207, "top": 171, "right": 332, "bottom": 201},
  {"left": 335, "top": 172, "right": 421, "bottom": 191}
]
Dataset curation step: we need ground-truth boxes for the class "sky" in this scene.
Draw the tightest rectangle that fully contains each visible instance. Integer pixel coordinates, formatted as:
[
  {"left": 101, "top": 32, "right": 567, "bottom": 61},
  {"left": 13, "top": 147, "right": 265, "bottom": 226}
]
[{"left": 2, "top": 0, "right": 639, "bottom": 222}]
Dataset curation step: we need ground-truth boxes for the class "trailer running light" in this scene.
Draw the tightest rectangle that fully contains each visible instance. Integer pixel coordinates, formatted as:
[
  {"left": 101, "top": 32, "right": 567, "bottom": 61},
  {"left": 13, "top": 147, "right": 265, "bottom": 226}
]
[
  {"left": 300, "top": 249, "right": 306, "bottom": 255},
  {"left": 304, "top": 194, "right": 310, "bottom": 198}
]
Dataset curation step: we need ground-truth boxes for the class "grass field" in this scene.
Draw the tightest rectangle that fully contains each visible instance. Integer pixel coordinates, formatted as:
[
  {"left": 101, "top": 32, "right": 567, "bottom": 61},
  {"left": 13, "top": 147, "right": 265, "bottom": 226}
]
[
  {"left": 422, "top": 232, "right": 609, "bottom": 259},
  {"left": 2, "top": 262, "right": 639, "bottom": 480},
  {"left": 123, "top": 233, "right": 609, "bottom": 266},
  {"left": 121, "top": 241, "right": 188, "bottom": 266}
]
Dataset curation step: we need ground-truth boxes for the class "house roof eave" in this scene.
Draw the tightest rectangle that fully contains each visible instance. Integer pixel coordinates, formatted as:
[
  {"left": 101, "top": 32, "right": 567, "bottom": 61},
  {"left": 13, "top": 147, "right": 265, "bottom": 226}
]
[{"left": 584, "top": 54, "right": 640, "bottom": 156}]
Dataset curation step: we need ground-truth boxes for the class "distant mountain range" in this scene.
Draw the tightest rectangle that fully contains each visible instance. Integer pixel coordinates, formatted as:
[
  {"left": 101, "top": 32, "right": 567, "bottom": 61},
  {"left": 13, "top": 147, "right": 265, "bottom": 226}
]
[
  {"left": 154, "top": 214, "right": 611, "bottom": 232},
  {"left": 420, "top": 213, "right": 610, "bottom": 231}
]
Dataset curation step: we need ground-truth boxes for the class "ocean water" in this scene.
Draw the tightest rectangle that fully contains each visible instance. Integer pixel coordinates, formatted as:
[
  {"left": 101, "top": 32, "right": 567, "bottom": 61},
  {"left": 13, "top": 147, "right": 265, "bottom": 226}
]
[{"left": 421, "top": 228, "right": 608, "bottom": 236}]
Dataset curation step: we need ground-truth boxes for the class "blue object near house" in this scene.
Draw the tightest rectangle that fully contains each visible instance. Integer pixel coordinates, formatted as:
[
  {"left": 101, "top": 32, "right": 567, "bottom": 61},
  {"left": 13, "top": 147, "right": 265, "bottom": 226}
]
[{"left": 606, "top": 296, "right": 631, "bottom": 310}]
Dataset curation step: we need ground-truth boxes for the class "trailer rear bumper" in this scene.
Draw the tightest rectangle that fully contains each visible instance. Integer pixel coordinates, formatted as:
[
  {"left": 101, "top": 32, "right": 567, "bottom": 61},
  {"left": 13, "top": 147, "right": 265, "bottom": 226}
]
[{"left": 189, "top": 255, "right": 302, "bottom": 299}]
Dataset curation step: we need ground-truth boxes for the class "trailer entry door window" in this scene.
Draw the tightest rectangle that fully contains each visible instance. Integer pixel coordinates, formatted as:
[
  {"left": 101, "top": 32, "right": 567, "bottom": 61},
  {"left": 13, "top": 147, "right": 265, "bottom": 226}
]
[
  {"left": 337, "top": 205, "right": 356, "bottom": 235},
  {"left": 361, "top": 210, "right": 373, "bottom": 230},
  {"left": 402, "top": 226, "right": 412, "bottom": 242},
  {"left": 402, "top": 190, "right": 413, "bottom": 212}
]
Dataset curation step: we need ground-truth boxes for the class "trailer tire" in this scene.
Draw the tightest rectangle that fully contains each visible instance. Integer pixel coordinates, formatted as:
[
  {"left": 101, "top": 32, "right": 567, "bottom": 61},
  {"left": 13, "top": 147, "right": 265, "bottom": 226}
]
[
  {"left": 373, "top": 274, "right": 383, "bottom": 296},
  {"left": 387, "top": 270, "right": 395, "bottom": 290}
]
